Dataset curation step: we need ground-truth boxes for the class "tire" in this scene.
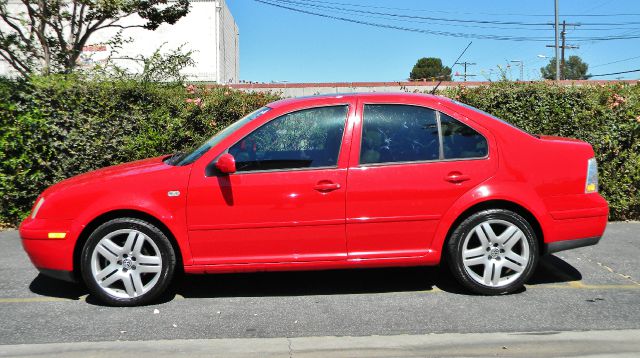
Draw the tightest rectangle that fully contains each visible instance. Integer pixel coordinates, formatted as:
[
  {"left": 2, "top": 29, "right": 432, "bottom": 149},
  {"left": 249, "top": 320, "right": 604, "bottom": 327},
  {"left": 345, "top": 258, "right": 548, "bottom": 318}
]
[
  {"left": 80, "top": 218, "right": 176, "bottom": 306},
  {"left": 446, "top": 209, "right": 539, "bottom": 295}
]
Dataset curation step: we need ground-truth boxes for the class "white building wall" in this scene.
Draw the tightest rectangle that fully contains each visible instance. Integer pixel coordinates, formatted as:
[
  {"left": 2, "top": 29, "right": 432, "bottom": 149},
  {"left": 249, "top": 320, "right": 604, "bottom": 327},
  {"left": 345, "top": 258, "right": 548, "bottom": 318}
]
[
  {"left": 219, "top": 0, "right": 240, "bottom": 84},
  {"left": 0, "top": 0, "right": 239, "bottom": 82}
]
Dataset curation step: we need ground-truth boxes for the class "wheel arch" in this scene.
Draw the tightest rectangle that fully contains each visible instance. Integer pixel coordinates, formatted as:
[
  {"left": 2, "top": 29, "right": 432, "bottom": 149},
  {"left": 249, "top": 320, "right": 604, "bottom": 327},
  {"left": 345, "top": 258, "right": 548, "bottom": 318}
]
[
  {"left": 441, "top": 199, "right": 544, "bottom": 256},
  {"left": 72, "top": 209, "right": 184, "bottom": 281}
]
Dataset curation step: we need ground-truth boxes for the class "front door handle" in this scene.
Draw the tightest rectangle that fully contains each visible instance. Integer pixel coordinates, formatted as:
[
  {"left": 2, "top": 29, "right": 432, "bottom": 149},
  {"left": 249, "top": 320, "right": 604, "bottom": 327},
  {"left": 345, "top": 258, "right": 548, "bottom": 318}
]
[
  {"left": 444, "top": 172, "right": 470, "bottom": 184},
  {"left": 314, "top": 181, "right": 341, "bottom": 192}
]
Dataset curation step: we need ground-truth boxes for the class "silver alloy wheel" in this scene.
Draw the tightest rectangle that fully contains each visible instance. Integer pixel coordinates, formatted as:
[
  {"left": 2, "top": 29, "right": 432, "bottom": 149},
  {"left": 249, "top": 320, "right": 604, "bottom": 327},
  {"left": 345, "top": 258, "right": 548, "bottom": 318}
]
[
  {"left": 90, "top": 229, "right": 162, "bottom": 299},
  {"left": 461, "top": 219, "right": 530, "bottom": 287}
]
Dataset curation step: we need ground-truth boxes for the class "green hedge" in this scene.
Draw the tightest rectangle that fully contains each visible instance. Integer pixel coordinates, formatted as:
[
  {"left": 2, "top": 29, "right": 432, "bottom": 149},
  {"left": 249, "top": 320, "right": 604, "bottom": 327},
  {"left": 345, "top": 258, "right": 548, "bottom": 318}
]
[
  {"left": 0, "top": 76, "right": 278, "bottom": 224},
  {"left": 1, "top": 77, "right": 639, "bottom": 225}
]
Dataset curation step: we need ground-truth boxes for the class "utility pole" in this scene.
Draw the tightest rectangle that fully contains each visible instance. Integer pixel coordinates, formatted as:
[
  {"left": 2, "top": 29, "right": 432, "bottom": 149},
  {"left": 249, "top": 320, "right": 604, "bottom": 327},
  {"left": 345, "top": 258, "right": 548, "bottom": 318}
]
[
  {"left": 560, "top": 20, "right": 579, "bottom": 80},
  {"left": 455, "top": 61, "right": 476, "bottom": 82},
  {"left": 510, "top": 60, "right": 524, "bottom": 81},
  {"left": 554, "top": 0, "right": 559, "bottom": 81},
  {"left": 546, "top": 20, "right": 580, "bottom": 80}
]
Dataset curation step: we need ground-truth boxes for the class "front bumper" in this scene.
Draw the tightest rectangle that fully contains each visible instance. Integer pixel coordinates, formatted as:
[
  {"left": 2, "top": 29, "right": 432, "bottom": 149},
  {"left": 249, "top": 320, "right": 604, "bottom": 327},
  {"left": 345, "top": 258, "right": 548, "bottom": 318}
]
[
  {"left": 19, "top": 218, "right": 78, "bottom": 275},
  {"left": 37, "top": 268, "right": 77, "bottom": 283}
]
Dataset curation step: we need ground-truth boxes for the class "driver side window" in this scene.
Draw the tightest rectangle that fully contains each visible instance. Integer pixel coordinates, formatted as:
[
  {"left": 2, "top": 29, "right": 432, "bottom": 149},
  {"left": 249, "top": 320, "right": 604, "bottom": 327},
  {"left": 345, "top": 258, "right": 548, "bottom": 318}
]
[{"left": 229, "top": 105, "right": 348, "bottom": 172}]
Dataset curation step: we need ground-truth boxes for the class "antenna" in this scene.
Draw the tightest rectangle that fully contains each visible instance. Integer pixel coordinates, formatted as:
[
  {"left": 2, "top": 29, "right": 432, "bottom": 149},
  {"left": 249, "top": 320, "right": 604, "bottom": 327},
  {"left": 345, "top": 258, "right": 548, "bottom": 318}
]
[{"left": 431, "top": 41, "right": 473, "bottom": 95}]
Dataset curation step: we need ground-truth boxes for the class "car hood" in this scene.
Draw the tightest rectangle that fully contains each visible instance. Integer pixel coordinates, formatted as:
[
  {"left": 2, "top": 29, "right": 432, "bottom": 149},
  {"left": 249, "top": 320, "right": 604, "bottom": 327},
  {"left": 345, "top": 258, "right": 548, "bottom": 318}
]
[{"left": 43, "top": 156, "right": 173, "bottom": 196}]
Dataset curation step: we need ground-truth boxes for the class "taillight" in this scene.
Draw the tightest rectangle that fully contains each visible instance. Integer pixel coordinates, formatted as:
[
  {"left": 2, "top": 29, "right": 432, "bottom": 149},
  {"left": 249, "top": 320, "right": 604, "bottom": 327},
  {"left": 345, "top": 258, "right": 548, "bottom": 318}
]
[{"left": 585, "top": 158, "right": 598, "bottom": 193}]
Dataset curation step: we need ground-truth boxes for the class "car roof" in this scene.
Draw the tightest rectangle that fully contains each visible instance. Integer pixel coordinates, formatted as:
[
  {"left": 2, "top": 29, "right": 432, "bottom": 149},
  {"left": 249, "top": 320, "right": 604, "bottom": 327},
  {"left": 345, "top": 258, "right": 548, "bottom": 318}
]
[{"left": 267, "top": 92, "right": 453, "bottom": 109}]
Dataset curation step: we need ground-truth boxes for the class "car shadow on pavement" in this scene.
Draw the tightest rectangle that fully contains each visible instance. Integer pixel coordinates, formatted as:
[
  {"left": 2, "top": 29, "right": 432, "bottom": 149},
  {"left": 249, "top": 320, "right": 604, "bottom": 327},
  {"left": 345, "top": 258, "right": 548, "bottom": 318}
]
[
  {"left": 528, "top": 254, "right": 583, "bottom": 284},
  {"left": 174, "top": 254, "right": 582, "bottom": 299},
  {"left": 29, "top": 274, "right": 87, "bottom": 300},
  {"left": 175, "top": 266, "right": 443, "bottom": 298},
  {"left": 27, "top": 254, "right": 582, "bottom": 303}
]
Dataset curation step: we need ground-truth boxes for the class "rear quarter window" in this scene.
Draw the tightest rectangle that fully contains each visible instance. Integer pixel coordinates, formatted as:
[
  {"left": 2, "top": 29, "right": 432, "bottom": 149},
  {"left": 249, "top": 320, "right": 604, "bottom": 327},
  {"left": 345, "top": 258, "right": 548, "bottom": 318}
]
[{"left": 440, "top": 113, "right": 488, "bottom": 159}]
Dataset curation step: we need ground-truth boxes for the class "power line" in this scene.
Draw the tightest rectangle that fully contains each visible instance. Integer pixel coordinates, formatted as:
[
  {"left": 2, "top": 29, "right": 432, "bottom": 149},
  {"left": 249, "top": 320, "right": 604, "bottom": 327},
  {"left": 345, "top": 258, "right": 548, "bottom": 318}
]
[
  {"left": 270, "top": 1, "right": 640, "bottom": 32},
  {"left": 588, "top": 68, "right": 640, "bottom": 77},
  {"left": 256, "top": 0, "right": 640, "bottom": 42},
  {"left": 591, "top": 55, "right": 640, "bottom": 68},
  {"left": 289, "top": 0, "right": 640, "bottom": 18},
  {"left": 273, "top": 0, "right": 640, "bottom": 26},
  {"left": 269, "top": 0, "right": 640, "bottom": 27},
  {"left": 253, "top": 0, "right": 551, "bottom": 41},
  {"left": 265, "top": 1, "right": 640, "bottom": 32}
]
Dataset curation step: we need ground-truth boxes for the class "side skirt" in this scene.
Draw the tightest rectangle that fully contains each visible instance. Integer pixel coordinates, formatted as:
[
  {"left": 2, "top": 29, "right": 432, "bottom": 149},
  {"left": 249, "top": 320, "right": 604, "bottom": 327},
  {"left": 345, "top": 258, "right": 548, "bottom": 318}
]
[{"left": 183, "top": 253, "right": 441, "bottom": 275}]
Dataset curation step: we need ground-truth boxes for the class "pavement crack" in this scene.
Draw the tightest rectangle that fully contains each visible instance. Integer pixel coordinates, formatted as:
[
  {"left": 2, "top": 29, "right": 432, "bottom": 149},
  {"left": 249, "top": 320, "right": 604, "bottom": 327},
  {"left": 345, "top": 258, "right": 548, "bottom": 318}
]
[
  {"left": 287, "top": 337, "right": 293, "bottom": 358},
  {"left": 594, "top": 261, "right": 640, "bottom": 286}
]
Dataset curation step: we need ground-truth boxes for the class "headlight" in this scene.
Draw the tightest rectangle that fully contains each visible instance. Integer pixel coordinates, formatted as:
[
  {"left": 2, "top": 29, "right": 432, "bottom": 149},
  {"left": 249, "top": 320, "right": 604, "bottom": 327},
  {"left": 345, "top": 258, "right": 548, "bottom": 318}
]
[
  {"left": 31, "top": 197, "right": 45, "bottom": 219},
  {"left": 585, "top": 158, "right": 598, "bottom": 193}
]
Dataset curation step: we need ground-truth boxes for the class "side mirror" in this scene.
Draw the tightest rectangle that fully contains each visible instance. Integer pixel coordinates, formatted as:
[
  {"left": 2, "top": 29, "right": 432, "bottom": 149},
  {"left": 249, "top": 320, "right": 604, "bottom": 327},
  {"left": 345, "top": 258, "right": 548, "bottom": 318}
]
[{"left": 215, "top": 153, "right": 236, "bottom": 174}]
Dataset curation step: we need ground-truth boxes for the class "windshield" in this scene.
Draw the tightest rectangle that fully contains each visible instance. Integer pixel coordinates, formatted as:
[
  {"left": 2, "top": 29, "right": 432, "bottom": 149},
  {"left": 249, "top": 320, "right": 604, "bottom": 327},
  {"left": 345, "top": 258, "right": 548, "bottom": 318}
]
[
  {"left": 452, "top": 100, "right": 539, "bottom": 138},
  {"left": 166, "top": 107, "right": 272, "bottom": 166}
]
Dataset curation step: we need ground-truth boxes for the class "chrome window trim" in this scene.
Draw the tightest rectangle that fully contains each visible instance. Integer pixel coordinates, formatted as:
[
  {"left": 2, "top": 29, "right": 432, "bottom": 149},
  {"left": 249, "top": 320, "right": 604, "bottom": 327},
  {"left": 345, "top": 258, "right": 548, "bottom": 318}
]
[
  {"left": 357, "top": 156, "right": 489, "bottom": 169},
  {"left": 358, "top": 103, "right": 489, "bottom": 167},
  {"left": 229, "top": 165, "right": 341, "bottom": 176}
]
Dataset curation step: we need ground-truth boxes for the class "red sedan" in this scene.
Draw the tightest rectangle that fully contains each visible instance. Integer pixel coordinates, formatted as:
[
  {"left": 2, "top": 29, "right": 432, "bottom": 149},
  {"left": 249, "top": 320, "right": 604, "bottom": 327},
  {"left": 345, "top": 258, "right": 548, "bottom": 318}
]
[{"left": 20, "top": 93, "right": 608, "bottom": 306}]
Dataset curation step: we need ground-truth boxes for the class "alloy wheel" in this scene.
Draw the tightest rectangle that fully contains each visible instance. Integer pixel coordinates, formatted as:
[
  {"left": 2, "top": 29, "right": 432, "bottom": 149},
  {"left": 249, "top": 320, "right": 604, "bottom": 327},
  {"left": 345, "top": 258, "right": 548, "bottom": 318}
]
[
  {"left": 461, "top": 219, "right": 530, "bottom": 287},
  {"left": 90, "top": 229, "right": 163, "bottom": 299}
]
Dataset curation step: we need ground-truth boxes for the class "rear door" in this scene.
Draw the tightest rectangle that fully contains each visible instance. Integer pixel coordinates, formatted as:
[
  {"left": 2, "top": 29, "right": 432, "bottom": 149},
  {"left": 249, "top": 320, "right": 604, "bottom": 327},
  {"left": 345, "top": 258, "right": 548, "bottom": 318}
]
[{"left": 345, "top": 100, "right": 498, "bottom": 259}]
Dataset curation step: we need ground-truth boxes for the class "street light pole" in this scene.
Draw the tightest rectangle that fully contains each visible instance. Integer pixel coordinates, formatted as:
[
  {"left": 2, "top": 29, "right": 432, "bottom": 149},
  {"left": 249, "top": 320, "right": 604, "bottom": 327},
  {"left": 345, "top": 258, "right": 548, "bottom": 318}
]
[
  {"left": 511, "top": 60, "right": 524, "bottom": 81},
  {"left": 554, "top": 0, "right": 560, "bottom": 81}
]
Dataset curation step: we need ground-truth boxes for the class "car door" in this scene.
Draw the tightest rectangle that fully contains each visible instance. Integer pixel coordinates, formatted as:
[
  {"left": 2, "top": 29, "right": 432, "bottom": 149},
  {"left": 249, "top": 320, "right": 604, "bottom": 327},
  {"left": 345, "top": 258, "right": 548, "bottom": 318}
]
[
  {"left": 345, "top": 101, "right": 498, "bottom": 259},
  {"left": 187, "top": 104, "right": 353, "bottom": 265}
]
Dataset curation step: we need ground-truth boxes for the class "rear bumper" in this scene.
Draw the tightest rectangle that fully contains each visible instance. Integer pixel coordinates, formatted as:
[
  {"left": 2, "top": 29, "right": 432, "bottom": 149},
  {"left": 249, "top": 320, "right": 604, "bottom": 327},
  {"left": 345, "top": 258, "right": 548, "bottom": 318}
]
[
  {"left": 545, "top": 236, "right": 601, "bottom": 254},
  {"left": 544, "top": 193, "right": 608, "bottom": 250}
]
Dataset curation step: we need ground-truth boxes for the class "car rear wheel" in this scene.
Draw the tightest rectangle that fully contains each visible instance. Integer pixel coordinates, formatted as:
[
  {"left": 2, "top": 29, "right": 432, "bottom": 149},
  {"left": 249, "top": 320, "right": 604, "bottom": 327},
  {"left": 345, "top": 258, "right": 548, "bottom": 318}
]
[
  {"left": 447, "top": 209, "right": 538, "bottom": 295},
  {"left": 80, "top": 218, "right": 176, "bottom": 306}
]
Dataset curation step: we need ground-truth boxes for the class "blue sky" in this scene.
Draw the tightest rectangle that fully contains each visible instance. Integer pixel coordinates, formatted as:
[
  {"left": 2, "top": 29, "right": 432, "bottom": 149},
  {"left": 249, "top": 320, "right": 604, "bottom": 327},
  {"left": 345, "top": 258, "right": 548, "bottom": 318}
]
[{"left": 226, "top": 0, "right": 640, "bottom": 82}]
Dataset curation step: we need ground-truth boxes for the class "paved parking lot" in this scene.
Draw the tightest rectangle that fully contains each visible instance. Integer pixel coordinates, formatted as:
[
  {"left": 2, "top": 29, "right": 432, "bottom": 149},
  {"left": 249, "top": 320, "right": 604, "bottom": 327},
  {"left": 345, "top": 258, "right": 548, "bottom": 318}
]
[{"left": 1, "top": 223, "right": 639, "bottom": 346}]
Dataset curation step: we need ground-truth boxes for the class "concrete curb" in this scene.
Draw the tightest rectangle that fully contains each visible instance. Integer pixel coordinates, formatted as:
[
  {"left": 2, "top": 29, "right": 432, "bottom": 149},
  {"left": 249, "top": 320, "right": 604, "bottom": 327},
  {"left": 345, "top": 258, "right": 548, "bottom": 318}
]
[{"left": 2, "top": 329, "right": 640, "bottom": 357}]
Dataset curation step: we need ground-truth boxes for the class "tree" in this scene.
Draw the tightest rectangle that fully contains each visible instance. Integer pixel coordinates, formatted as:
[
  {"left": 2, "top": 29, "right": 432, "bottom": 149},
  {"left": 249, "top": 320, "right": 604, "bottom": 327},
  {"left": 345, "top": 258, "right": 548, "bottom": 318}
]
[
  {"left": 0, "top": 0, "right": 190, "bottom": 77},
  {"left": 409, "top": 57, "right": 452, "bottom": 81},
  {"left": 540, "top": 55, "right": 589, "bottom": 80}
]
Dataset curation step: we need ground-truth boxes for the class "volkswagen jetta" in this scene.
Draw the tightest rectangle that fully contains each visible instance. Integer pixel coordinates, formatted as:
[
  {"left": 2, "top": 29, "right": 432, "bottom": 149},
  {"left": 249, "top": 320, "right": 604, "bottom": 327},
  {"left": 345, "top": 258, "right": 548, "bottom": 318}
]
[{"left": 20, "top": 93, "right": 608, "bottom": 306}]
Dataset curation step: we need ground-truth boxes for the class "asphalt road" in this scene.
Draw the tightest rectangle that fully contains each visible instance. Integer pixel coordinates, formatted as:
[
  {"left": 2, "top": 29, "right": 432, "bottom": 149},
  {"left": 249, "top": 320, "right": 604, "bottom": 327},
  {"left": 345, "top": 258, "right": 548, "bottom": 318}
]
[{"left": 1, "top": 223, "right": 639, "bottom": 346}]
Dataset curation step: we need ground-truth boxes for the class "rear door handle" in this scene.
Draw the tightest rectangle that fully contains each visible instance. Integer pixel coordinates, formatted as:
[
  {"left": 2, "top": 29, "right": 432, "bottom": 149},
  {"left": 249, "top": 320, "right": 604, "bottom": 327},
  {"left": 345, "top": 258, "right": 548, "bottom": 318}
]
[
  {"left": 314, "top": 181, "right": 341, "bottom": 192},
  {"left": 444, "top": 172, "right": 470, "bottom": 184}
]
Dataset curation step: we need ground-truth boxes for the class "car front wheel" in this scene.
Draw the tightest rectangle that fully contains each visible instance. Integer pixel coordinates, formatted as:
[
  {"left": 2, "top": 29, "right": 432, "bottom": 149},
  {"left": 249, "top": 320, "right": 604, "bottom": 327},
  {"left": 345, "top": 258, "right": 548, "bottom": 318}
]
[
  {"left": 447, "top": 209, "right": 539, "bottom": 295},
  {"left": 80, "top": 218, "right": 176, "bottom": 306}
]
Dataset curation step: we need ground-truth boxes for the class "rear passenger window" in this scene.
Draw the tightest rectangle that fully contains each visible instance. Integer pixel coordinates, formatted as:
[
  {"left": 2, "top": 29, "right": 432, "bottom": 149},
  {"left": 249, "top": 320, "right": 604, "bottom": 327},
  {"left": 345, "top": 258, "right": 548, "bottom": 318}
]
[
  {"left": 361, "top": 104, "right": 440, "bottom": 164},
  {"left": 360, "top": 105, "right": 488, "bottom": 165},
  {"left": 440, "top": 114, "right": 488, "bottom": 159}
]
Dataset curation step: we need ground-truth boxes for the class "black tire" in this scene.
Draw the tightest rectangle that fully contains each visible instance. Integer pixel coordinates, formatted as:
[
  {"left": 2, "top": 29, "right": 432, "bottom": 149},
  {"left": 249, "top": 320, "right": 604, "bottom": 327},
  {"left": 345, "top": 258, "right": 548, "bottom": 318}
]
[
  {"left": 446, "top": 209, "right": 539, "bottom": 295},
  {"left": 80, "top": 218, "right": 176, "bottom": 306}
]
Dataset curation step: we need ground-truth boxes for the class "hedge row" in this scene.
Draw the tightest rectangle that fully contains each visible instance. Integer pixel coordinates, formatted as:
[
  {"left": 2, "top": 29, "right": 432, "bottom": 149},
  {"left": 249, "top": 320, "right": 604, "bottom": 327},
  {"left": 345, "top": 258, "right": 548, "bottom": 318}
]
[
  {"left": 1, "top": 77, "right": 639, "bottom": 225},
  {"left": 0, "top": 76, "right": 278, "bottom": 224}
]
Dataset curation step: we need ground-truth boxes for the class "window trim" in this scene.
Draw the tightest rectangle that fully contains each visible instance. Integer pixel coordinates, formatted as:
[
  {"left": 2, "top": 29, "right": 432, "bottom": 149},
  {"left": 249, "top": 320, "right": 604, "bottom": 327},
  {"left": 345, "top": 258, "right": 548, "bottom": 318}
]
[
  {"left": 207, "top": 104, "right": 351, "bottom": 176},
  {"left": 358, "top": 103, "right": 489, "bottom": 167}
]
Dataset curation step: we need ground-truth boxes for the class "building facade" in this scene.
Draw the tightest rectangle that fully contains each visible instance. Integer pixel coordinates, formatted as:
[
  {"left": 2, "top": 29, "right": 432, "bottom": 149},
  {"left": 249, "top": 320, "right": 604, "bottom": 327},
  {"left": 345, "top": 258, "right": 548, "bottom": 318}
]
[{"left": 0, "top": 0, "right": 239, "bottom": 83}]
